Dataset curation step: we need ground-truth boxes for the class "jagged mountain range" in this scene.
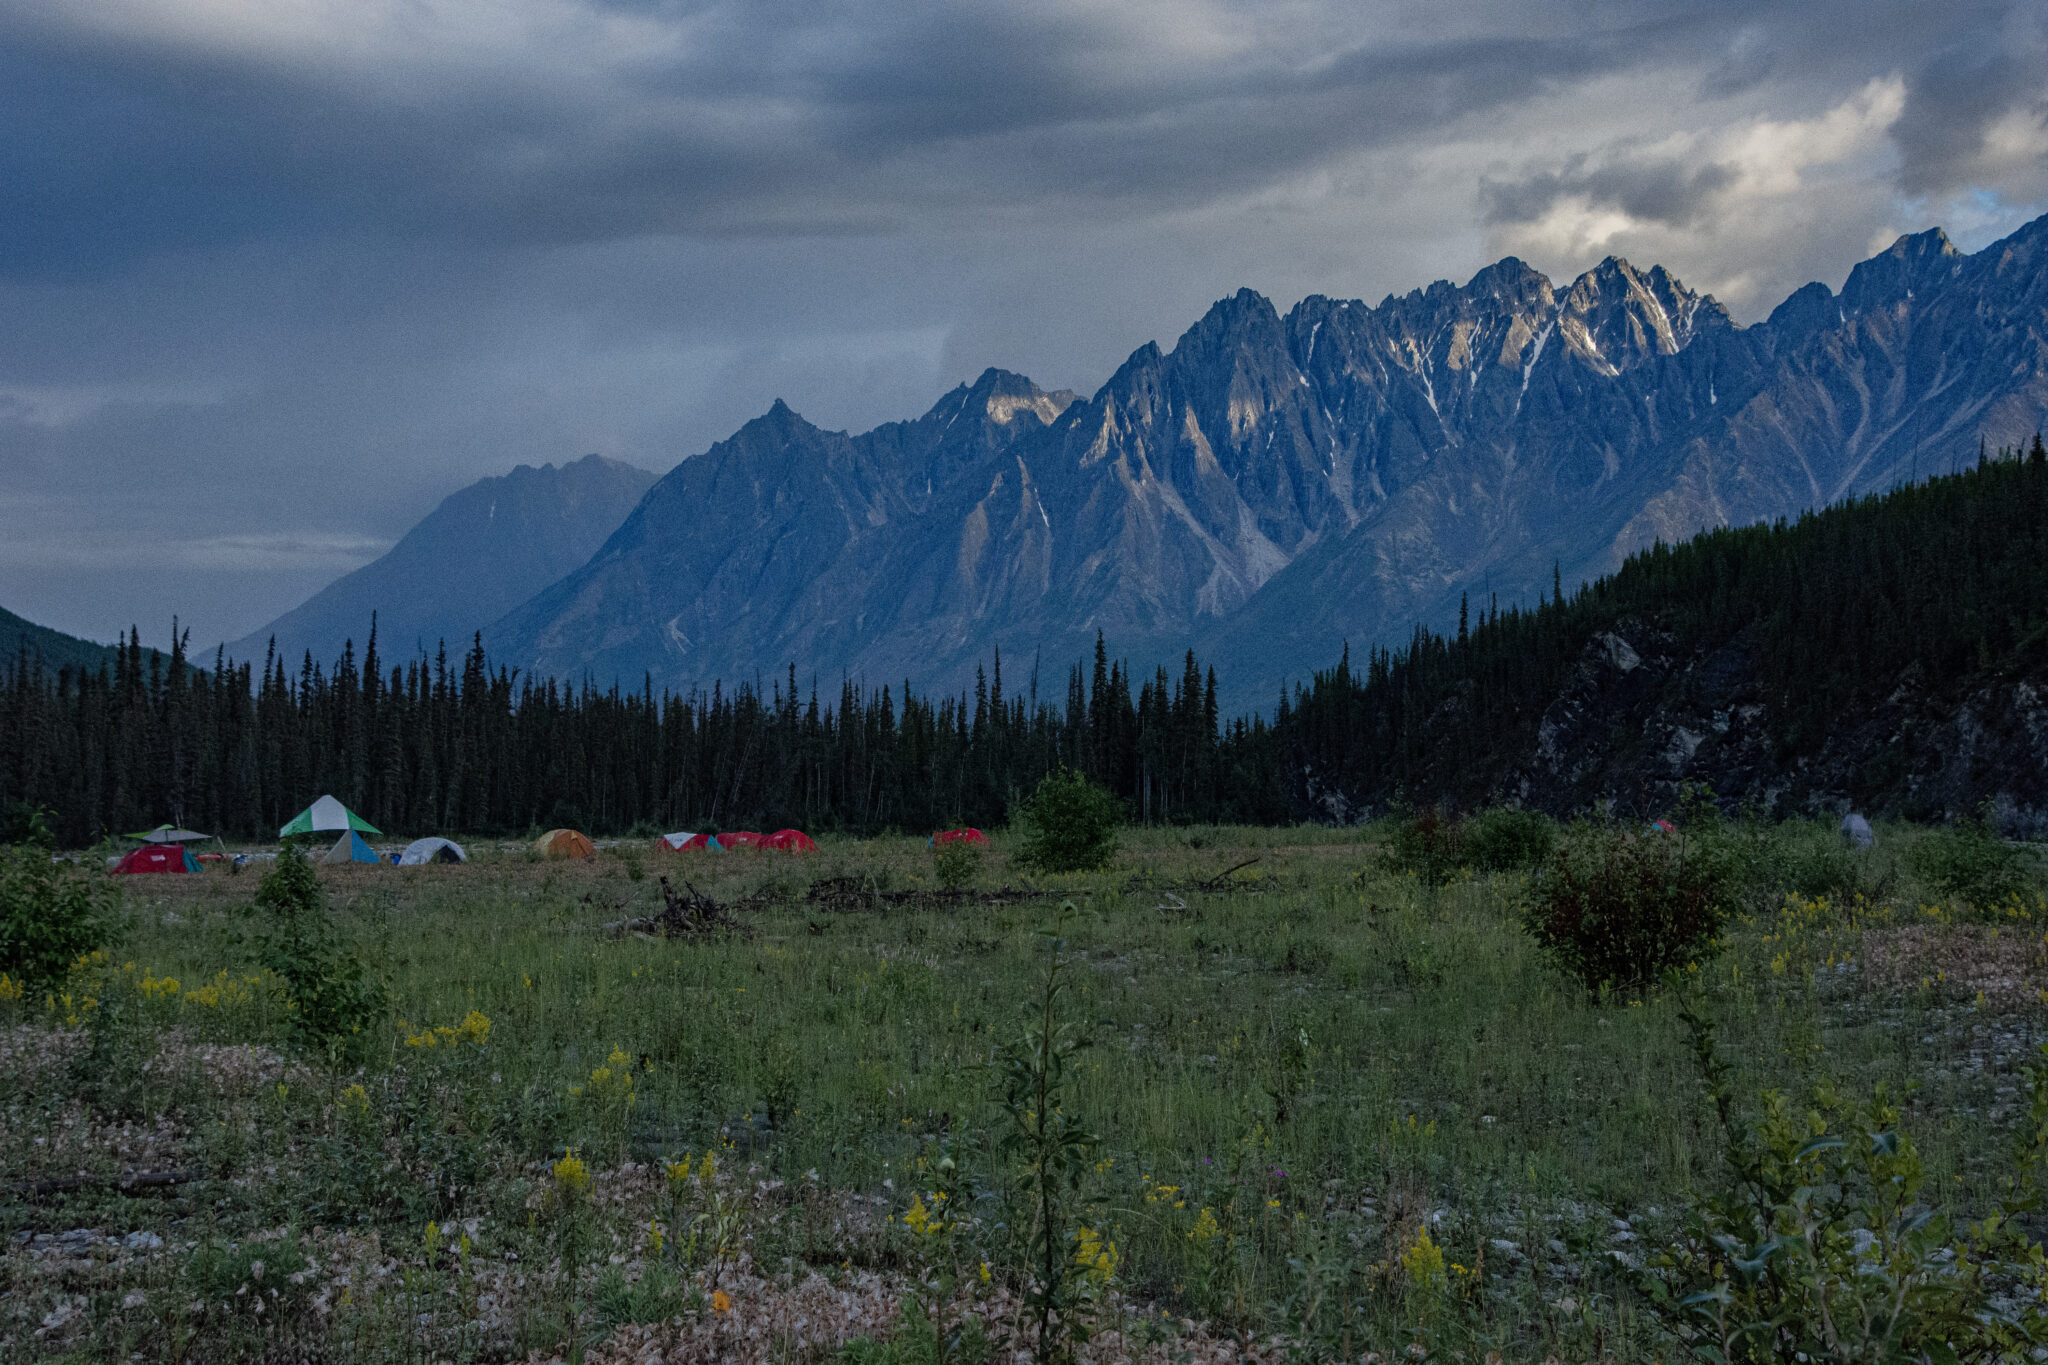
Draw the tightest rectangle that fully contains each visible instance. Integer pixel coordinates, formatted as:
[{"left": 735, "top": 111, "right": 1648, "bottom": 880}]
[{"left": 251, "top": 216, "right": 2048, "bottom": 708}]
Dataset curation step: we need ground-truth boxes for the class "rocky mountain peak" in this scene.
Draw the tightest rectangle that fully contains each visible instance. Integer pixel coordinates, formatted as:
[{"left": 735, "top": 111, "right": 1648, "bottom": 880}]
[
  {"left": 1766, "top": 279, "right": 1840, "bottom": 340},
  {"left": 1840, "top": 227, "right": 1962, "bottom": 315},
  {"left": 1556, "top": 256, "right": 1705, "bottom": 373}
]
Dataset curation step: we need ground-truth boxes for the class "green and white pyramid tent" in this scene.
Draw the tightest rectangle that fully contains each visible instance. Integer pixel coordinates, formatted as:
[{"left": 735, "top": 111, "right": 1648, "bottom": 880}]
[{"left": 279, "top": 794, "right": 381, "bottom": 840}]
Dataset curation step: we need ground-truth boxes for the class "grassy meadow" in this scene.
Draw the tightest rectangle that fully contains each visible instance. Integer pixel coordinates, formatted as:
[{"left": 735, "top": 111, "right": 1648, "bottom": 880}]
[{"left": 3, "top": 819, "right": 2046, "bottom": 1362}]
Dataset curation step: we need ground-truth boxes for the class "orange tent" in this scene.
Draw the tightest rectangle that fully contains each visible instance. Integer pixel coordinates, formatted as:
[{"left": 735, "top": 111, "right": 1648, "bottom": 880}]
[
  {"left": 533, "top": 828, "right": 596, "bottom": 859},
  {"left": 764, "top": 829, "right": 817, "bottom": 852}
]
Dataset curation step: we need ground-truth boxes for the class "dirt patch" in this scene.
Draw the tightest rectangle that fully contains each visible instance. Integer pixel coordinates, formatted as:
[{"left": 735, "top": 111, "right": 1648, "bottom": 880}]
[{"left": 1860, "top": 925, "right": 2048, "bottom": 1011}]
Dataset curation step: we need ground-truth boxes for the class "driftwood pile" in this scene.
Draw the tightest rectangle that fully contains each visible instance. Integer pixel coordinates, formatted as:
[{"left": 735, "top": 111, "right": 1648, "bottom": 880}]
[{"left": 608, "top": 877, "right": 753, "bottom": 939}]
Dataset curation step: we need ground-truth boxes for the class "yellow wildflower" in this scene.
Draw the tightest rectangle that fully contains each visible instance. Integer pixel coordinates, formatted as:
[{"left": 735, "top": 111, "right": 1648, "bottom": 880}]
[
  {"left": 1402, "top": 1226, "right": 1446, "bottom": 1291},
  {"left": 553, "top": 1149, "right": 590, "bottom": 1199}
]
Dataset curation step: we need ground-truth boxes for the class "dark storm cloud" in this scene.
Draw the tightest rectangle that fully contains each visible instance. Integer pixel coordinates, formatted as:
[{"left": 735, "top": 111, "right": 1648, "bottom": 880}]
[
  {"left": 2, "top": 0, "right": 2044, "bottom": 647},
  {"left": 0, "top": 1, "right": 1794, "bottom": 276},
  {"left": 1893, "top": 44, "right": 2048, "bottom": 198}
]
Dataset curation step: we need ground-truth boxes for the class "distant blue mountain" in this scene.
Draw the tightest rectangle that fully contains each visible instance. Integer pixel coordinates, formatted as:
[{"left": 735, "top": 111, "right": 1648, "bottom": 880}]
[{"left": 231, "top": 453, "right": 655, "bottom": 668}]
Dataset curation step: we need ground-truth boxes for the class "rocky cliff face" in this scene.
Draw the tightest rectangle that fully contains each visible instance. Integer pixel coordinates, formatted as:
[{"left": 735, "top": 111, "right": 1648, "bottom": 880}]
[
  {"left": 481, "top": 216, "right": 2048, "bottom": 706},
  {"left": 1508, "top": 617, "right": 2048, "bottom": 833},
  {"left": 232, "top": 453, "right": 656, "bottom": 668}
]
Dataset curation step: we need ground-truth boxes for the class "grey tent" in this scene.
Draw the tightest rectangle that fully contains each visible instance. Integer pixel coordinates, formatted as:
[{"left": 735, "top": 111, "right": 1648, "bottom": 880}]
[
  {"left": 398, "top": 837, "right": 467, "bottom": 866},
  {"left": 1840, "top": 812, "right": 1874, "bottom": 849}
]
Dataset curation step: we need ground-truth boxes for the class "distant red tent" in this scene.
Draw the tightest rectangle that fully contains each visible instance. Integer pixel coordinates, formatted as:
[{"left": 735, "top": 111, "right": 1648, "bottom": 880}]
[
  {"left": 657, "top": 832, "right": 724, "bottom": 852},
  {"left": 720, "top": 831, "right": 768, "bottom": 850},
  {"left": 763, "top": 829, "right": 817, "bottom": 852},
  {"left": 113, "top": 844, "right": 199, "bottom": 875},
  {"left": 931, "top": 828, "right": 990, "bottom": 847}
]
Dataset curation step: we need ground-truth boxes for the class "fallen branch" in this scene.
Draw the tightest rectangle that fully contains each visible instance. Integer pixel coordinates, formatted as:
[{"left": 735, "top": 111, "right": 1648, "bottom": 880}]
[
  {"left": 10, "top": 1169, "right": 198, "bottom": 1198},
  {"left": 1197, "top": 858, "right": 1261, "bottom": 891}
]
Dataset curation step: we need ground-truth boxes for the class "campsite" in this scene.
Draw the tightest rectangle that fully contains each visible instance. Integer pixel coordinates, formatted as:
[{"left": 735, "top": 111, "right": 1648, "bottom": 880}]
[{"left": 5, "top": 808, "right": 2048, "bottom": 1362}]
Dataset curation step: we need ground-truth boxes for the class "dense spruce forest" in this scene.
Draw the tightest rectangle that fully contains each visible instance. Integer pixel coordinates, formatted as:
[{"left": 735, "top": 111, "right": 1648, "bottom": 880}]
[
  {"left": 0, "top": 626, "right": 1289, "bottom": 846},
  {"left": 3, "top": 439, "right": 2044, "bottom": 846}
]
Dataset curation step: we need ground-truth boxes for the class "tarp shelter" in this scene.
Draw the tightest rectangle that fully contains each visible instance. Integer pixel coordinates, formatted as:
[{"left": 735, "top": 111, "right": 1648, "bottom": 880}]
[
  {"left": 127, "top": 824, "right": 212, "bottom": 844},
  {"left": 321, "top": 830, "right": 382, "bottom": 865},
  {"left": 719, "top": 831, "right": 768, "bottom": 850},
  {"left": 931, "top": 828, "right": 990, "bottom": 847},
  {"left": 657, "top": 832, "right": 723, "bottom": 852},
  {"left": 534, "top": 828, "right": 596, "bottom": 859},
  {"left": 1841, "top": 812, "right": 1874, "bottom": 849},
  {"left": 280, "top": 795, "right": 381, "bottom": 840},
  {"left": 398, "top": 837, "right": 467, "bottom": 866},
  {"left": 764, "top": 829, "right": 817, "bottom": 852},
  {"left": 112, "top": 844, "right": 198, "bottom": 875}
]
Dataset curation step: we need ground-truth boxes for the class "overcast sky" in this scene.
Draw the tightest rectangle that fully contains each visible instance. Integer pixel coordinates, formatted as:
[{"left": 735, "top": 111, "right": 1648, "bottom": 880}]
[{"left": 2, "top": 0, "right": 2043, "bottom": 650}]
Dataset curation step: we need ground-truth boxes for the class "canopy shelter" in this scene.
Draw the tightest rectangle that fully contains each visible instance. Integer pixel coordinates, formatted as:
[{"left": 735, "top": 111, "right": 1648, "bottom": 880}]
[
  {"left": 534, "top": 828, "right": 596, "bottom": 859},
  {"left": 127, "top": 824, "right": 211, "bottom": 844},
  {"left": 931, "top": 828, "right": 990, "bottom": 847},
  {"left": 280, "top": 795, "right": 381, "bottom": 840},
  {"left": 321, "top": 830, "right": 382, "bottom": 865},
  {"left": 398, "top": 837, "right": 467, "bottom": 866},
  {"left": 764, "top": 829, "right": 817, "bottom": 852},
  {"left": 657, "top": 832, "right": 723, "bottom": 852},
  {"left": 719, "top": 831, "right": 768, "bottom": 850},
  {"left": 112, "top": 844, "right": 199, "bottom": 875}
]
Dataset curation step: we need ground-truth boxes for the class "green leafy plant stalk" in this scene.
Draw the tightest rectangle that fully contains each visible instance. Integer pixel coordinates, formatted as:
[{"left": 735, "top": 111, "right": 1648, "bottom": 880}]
[{"left": 992, "top": 899, "right": 1099, "bottom": 1364}]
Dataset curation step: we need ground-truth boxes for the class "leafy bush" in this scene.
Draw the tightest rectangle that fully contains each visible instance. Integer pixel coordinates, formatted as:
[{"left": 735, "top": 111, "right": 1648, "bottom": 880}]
[
  {"left": 1649, "top": 998, "right": 2048, "bottom": 1361},
  {"left": 0, "top": 824, "right": 116, "bottom": 993},
  {"left": 1524, "top": 824, "right": 1730, "bottom": 993},
  {"left": 1906, "top": 805, "right": 2031, "bottom": 911},
  {"left": 1461, "top": 806, "right": 1556, "bottom": 873},
  {"left": 932, "top": 837, "right": 983, "bottom": 889},
  {"left": 252, "top": 843, "right": 386, "bottom": 1061},
  {"left": 1017, "top": 768, "right": 1122, "bottom": 873},
  {"left": 1375, "top": 807, "right": 1464, "bottom": 886}
]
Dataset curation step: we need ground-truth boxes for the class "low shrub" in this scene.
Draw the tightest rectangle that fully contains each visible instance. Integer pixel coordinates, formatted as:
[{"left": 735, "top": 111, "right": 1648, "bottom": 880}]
[
  {"left": 1461, "top": 806, "right": 1556, "bottom": 873},
  {"left": 1525, "top": 823, "right": 1731, "bottom": 993},
  {"left": 1016, "top": 768, "right": 1122, "bottom": 873},
  {"left": 1375, "top": 807, "right": 1464, "bottom": 887},
  {"left": 1906, "top": 804, "right": 2032, "bottom": 911},
  {"left": 932, "top": 837, "right": 983, "bottom": 889},
  {"left": 0, "top": 813, "right": 117, "bottom": 992},
  {"left": 252, "top": 843, "right": 386, "bottom": 1062}
]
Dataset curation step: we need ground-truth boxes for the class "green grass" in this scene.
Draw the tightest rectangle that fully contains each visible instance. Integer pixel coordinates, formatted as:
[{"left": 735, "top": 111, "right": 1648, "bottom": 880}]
[{"left": 3, "top": 820, "right": 2045, "bottom": 1361}]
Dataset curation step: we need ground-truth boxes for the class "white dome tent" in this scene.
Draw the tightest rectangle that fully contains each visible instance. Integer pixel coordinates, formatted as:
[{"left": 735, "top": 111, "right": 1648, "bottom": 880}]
[{"left": 398, "top": 837, "right": 467, "bottom": 866}]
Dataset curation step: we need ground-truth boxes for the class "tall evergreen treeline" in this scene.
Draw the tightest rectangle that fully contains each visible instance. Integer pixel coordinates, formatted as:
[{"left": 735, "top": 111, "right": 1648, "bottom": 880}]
[
  {"left": 0, "top": 627, "right": 1287, "bottom": 846},
  {"left": 4, "top": 439, "right": 2043, "bottom": 845}
]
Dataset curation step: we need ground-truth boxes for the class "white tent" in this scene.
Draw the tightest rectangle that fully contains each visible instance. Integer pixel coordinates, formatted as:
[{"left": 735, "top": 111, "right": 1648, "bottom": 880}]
[
  {"left": 398, "top": 837, "right": 467, "bottom": 866},
  {"left": 1840, "top": 812, "right": 1874, "bottom": 849}
]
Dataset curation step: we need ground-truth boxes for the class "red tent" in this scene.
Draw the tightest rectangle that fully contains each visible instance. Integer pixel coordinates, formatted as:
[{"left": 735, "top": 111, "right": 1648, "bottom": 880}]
[
  {"left": 764, "top": 829, "right": 817, "bottom": 852},
  {"left": 657, "top": 832, "right": 724, "bottom": 852},
  {"left": 720, "top": 831, "right": 768, "bottom": 850},
  {"left": 931, "top": 828, "right": 990, "bottom": 846},
  {"left": 113, "top": 844, "right": 199, "bottom": 875}
]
